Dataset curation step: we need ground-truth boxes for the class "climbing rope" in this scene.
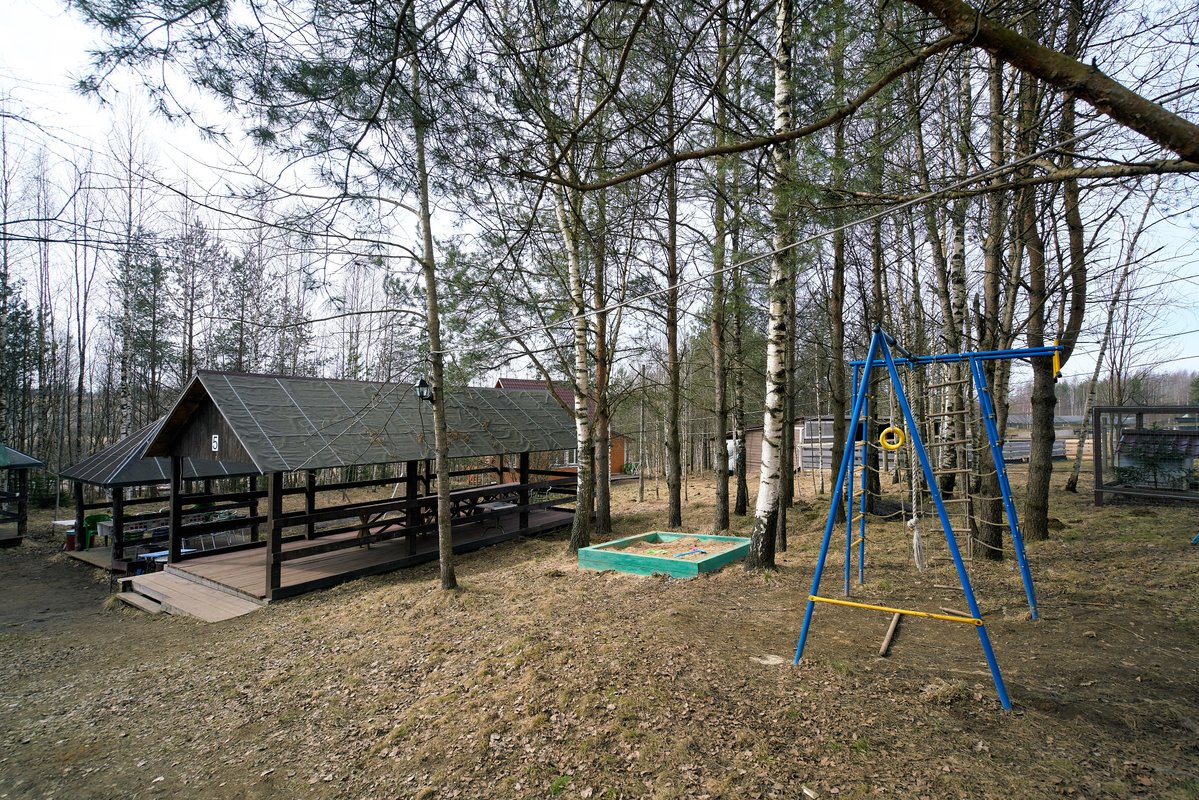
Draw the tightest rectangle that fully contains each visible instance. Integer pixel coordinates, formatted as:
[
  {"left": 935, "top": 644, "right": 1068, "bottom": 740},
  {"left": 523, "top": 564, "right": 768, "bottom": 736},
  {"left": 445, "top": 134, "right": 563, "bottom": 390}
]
[{"left": 902, "top": 366, "right": 927, "bottom": 573}]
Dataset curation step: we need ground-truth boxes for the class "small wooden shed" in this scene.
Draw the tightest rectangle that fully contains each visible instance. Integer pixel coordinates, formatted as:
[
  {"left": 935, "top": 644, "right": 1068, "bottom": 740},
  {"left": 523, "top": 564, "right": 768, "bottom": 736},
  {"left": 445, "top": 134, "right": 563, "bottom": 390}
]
[{"left": 0, "top": 445, "right": 43, "bottom": 547}]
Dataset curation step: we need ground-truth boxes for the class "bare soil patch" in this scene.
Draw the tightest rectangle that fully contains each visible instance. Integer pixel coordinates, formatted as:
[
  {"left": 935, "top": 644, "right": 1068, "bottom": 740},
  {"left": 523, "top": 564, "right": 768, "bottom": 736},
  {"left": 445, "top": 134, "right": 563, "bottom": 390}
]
[{"left": 1, "top": 465, "right": 1197, "bottom": 799}]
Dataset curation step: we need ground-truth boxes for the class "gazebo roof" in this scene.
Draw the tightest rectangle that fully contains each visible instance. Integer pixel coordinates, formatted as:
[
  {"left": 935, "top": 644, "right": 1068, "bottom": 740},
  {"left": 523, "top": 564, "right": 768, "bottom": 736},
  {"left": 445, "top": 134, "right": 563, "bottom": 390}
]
[
  {"left": 60, "top": 419, "right": 259, "bottom": 488},
  {"left": 145, "top": 371, "right": 577, "bottom": 474},
  {"left": 0, "top": 445, "right": 43, "bottom": 470}
]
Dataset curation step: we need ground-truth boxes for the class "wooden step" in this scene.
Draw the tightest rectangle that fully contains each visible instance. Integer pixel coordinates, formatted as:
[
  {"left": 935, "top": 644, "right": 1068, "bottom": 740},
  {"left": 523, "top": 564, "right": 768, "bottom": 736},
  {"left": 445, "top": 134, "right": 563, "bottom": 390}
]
[
  {"left": 125, "top": 572, "right": 263, "bottom": 623},
  {"left": 116, "top": 591, "right": 164, "bottom": 615}
]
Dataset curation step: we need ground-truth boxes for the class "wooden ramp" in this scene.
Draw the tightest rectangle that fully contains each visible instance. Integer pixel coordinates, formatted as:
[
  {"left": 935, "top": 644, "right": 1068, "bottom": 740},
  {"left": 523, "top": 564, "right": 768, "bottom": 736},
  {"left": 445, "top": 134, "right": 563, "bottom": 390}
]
[
  {"left": 118, "top": 572, "right": 264, "bottom": 622},
  {"left": 66, "top": 547, "right": 114, "bottom": 569}
]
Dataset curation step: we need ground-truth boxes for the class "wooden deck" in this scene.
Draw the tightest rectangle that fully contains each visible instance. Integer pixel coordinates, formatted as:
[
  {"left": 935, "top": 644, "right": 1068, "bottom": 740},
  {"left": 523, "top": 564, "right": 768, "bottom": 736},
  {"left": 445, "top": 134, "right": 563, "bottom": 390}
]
[{"left": 168, "top": 508, "right": 573, "bottom": 601}]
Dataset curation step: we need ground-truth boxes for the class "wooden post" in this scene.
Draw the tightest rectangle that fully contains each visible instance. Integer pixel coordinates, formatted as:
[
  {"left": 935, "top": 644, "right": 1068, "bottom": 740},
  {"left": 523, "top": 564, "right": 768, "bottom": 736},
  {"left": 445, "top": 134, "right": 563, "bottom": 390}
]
[
  {"left": 305, "top": 470, "right": 317, "bottom": 538},
  {"left": 16, "top": 468, "right": 28, "bottom": 539},
  {"left": 74, "top": 481, "right": 86, "bottom": 548},
  {"left": 405, "top": 460, "right": 420, "bottom": 529},
  {"left": 519, "top": 451, "right": 530, "bottom": 529},
  {"left": 168, "top": 456, "right": 184, "bottom": 564},
  {"left": 265, "top": 471, "right": 283, "bottom": 600},
  {"left": 112, "top": 488, "right": 125, "bottom": 560},
  {"left": 1092, "top": 405, "right": 1103, "bottom": 506},
  {"left": 249, "top": 474, "right": 260, "bottom": 541}
]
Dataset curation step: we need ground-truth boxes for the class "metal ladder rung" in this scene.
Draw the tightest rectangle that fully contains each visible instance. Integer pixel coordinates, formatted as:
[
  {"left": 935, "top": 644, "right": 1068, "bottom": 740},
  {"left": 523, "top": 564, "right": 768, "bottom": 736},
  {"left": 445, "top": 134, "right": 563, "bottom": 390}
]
[{"left": 927, "top": 379, "right": 970, "bottom": 390}]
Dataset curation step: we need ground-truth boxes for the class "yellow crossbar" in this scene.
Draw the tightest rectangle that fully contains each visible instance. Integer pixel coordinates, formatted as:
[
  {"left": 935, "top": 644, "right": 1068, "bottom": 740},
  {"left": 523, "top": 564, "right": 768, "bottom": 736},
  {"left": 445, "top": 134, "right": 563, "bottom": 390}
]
[
  {"left": 809, "top": 595, "right": 982, "bottom": 626},
  {"left": 850, "top": 537, "right": 864, "bottom": 549}
]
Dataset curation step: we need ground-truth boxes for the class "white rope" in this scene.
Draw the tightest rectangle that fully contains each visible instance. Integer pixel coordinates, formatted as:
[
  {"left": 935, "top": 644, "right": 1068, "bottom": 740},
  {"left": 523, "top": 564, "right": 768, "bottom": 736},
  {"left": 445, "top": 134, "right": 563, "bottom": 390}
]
[{"left": 901, "top": 367, "right": 927, "bottom": 573}]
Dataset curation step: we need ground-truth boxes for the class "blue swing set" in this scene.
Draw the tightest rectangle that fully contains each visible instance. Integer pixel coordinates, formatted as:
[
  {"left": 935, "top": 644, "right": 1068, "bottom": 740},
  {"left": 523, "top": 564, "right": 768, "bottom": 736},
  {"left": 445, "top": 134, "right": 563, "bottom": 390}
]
[{"left": 793, "top": 328, "right": 1059, "bottom": 710}]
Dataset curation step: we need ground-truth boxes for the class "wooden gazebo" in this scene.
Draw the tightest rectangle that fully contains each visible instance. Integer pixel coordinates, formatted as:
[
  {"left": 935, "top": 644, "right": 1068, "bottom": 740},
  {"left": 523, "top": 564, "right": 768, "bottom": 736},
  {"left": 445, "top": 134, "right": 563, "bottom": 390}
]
[
  {"left": 59, "top": 419, "right": 261, "bottom": 569},
  {"left": 0, "top": 445, "right": 43, "bottom": 547},
  {"left": 143, "top": 371, "right": 578, "bottom": 601}
]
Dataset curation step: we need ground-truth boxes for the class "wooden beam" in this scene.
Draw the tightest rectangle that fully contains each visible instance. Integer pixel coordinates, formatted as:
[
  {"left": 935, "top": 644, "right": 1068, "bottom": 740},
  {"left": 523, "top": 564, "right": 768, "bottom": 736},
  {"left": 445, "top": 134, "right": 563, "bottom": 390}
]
[
  {"left": 16, "top": 469, "right": 28, "bottom": 539},
  {"left": 305, "top": 470, "right": 317, "bottom": 539},
  {"left": 249, "top": 474, "right": 260, "bottom": 541},
  {"left": 405, "top": 460, "right": 420, "bottom": 529},
  {"left": 265, "top": 471, "right": 283, "bottom": 601},
  {"left": 112, "top": 488, "right": 125, "bottom": 560},
  {"left": 519, "top": 452, "right": 530, "bottom": 529},
  {"left": 74, "top": 481, "right": 86, "bottom": 549},
  {"left": 168, "top": 456, "right": 183, "bottom": 564}
]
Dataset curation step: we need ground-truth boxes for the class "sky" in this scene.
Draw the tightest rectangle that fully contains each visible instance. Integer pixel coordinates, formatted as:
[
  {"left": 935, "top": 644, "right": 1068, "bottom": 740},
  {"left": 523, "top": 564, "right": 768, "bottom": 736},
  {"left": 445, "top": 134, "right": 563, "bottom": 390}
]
[
  {"left": 0, "top": 0, "right": 219, "bottom": 171},
  {"left": 2, "top": 0, "right": 1198, "bottom": 392}
]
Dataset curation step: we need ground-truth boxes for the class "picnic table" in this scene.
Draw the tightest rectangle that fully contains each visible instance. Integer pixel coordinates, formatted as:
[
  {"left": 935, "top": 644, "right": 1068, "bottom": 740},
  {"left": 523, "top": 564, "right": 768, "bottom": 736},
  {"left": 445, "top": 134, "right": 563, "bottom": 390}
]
[
  {"left": 134, "top": 548, "right": 198, "bottom": 571},
  {"left": 448, "top": 482, "right": 521, "bottom": 518},
  {"left": 98, "top": 511, "right": 213, "bottom": 542}
]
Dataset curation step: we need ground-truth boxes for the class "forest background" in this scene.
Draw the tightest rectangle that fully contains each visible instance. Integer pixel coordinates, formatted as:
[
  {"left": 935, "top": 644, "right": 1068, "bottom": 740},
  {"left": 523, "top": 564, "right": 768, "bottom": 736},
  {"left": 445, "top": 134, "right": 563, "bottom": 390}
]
[{"left": 0, "top": 0, "right": 1197, "bottom": 566}]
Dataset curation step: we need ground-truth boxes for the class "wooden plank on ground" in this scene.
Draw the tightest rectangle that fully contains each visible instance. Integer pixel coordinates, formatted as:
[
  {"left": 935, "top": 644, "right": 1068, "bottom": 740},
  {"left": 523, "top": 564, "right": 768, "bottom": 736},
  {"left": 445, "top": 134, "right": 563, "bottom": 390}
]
[{"left": 879, "top": 612, "right": 902, "bottom": 657}]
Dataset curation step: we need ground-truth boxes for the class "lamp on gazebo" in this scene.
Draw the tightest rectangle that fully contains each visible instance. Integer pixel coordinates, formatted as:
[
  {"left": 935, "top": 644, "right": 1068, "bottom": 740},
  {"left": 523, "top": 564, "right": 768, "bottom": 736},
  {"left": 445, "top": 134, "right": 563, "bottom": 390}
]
[{"left": 415, "top": 378, "right": 433, "bottom": 403}]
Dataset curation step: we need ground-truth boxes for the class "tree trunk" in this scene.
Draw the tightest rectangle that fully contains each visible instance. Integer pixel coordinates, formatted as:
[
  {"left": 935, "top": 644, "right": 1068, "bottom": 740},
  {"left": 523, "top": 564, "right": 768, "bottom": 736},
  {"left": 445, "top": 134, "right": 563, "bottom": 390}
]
[
  {"left": 412, "top": 44, "right": 456, "bottom": 590},
  {"left": 731, "top": 168, "right": 749, "bottom": 517},
  {"left": 710, "top": 12, "right": 730, "bottom": 533},
  {"left": 827, "top": 7, "right": 848, "bottom": 509},
  {"left": 747, "top": 0, "right": 793, "bottom": 570},
  {"left": 665, "top": 157, "right": 683, "bottom": 530},
  {"left": 1065, "top": 179, "right": 1157, "bottom": 491},
  {"left": 592, "top": 188, "right": 612, "bottom": 538}
]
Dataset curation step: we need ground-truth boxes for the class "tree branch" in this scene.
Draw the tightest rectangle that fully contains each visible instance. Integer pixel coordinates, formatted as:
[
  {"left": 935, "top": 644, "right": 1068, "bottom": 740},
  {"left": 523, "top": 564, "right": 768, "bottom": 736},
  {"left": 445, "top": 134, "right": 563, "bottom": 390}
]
[
  {"left": 905, "top": 0, "right": 1199, "bottom": 162},
  {"left": 835, "top": 158, "right": 1199, "bottom": 205},
  {"left": 519, "top": 33, "right": 967, "bottom": 191}
]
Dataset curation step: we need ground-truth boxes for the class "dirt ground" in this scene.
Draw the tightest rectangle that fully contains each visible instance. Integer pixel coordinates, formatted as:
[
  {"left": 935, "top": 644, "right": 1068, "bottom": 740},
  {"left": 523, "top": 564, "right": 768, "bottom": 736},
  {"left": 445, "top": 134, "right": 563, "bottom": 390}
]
[{"left": 1, "top": 463, "right": 1196, "bottom": 799}]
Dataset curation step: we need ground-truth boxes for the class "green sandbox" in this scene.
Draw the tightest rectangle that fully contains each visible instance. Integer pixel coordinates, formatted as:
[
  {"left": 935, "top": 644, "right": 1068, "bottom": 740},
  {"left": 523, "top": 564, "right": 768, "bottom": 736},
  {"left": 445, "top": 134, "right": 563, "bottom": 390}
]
[{"left": 577, "top": 532, "right": 751, "bottom": 579}]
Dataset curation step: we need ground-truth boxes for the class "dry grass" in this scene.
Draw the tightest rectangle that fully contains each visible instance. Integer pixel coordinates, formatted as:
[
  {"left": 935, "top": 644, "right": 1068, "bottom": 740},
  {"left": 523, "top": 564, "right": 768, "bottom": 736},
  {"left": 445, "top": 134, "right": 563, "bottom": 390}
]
[{"left": 1, "top": 462, "right": 1197, "bottom": 799}]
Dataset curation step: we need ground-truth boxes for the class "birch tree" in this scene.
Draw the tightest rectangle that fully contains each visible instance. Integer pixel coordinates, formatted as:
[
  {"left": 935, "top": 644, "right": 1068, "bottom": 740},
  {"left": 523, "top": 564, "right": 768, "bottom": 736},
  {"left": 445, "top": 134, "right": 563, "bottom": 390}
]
[{"left": 746, "top": 0, "right": 794, "bottom": 570}]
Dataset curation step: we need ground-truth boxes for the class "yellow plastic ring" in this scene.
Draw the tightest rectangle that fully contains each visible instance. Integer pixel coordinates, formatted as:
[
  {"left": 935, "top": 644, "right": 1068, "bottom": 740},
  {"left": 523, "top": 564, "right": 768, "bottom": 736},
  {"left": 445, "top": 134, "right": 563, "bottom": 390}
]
[{"left": 879, "top": 426, "right": 905, "bottom": 452}]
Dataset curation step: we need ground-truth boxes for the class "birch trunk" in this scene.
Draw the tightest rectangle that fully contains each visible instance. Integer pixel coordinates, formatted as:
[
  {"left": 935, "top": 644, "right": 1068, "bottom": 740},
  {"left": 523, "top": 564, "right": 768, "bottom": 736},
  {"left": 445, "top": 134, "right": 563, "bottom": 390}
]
[{"left": 747, "top": 0, "right": 793, "bottom": 570}]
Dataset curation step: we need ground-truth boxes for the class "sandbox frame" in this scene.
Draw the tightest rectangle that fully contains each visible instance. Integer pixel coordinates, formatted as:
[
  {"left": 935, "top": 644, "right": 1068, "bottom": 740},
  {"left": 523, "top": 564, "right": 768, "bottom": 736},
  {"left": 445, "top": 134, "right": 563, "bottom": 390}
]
[{"left": 577, "top": 532, "right": 751, "bottom": 579}]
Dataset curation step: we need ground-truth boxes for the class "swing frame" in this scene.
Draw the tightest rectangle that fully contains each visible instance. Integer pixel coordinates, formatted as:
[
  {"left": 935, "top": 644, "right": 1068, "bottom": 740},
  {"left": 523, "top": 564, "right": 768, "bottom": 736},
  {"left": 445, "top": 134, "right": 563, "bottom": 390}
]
[{"left": 793, "top": 327, "right": 1057, "bottom": 710}]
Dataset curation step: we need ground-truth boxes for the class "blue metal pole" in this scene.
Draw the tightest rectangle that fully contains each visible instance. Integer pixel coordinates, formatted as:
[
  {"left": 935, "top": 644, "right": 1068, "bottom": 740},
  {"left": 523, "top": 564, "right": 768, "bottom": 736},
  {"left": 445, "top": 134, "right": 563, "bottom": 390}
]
[
  {"left": 970, "top": 358, "right": 1039, "bottom": 621},
  {"left": 881, "top": 342, "right": 1013, "bottom": 710},
  {"left": 796, "top": 332, "right": 880, "bottom": 664},
  {"left": 851, "top": 345, "right": 1059, "bottom": 370},
  {"left": 857, "top": 390, "right": 869, "bottom": 586},
  {"left": 844, "top": 365, "right": 861, "bottom": 597}
]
